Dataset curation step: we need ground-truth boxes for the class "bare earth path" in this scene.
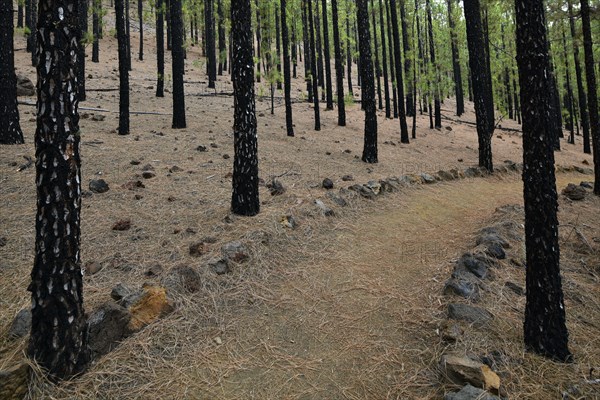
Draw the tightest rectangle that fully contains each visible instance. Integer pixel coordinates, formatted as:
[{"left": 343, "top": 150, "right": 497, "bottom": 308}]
[{"left": 189, "top": 172, "right": 586, "bottom": 400}]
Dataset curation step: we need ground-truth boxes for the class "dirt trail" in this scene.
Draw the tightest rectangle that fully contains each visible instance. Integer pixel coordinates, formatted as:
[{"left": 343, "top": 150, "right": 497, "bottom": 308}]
[{"left": 196, "top": 172, "right": 585, "bottom": 399}]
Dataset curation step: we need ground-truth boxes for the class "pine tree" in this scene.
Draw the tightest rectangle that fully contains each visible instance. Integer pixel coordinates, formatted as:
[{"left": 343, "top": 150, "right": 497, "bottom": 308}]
[
  {"left": 156, "top": 0, "right": 165, "bottom": 97},
  {"left": 116, "top": 0, "right": 130, "bottom": 134},
  {"left": 29, "top": 0, "right": 90, "bottom": 380},
  {"left": 139, "top": 0, "right": 144, "bottom": 60},
  {"left": 331, "top": 0, "right": 346, "bottom": 125},
  {"left": 281, "top": 0, "right": 294, "bottom": 136},
  {"left": 357, "top": 0, "right": 377, "bottom": 163},
  {"left": 447, "top": 0, "right": 464, "bottom": 116},
  {"left": 308, "top": 0, "right": 321, "bottom": 130},
  {"left": 321, "top": 0, "right": 333, "bottom": 110},
  {"left": 389, "top": 0, "right": 409, "bottom": 143},
  {"left": 171, "top": 0, "right": 186, "bottom": 128},
  {"left": 515, "top": 0, "right": 571, "bottom": 362},
  {"left": 231, "top": 0, "right": 260, "bottom": 216}
]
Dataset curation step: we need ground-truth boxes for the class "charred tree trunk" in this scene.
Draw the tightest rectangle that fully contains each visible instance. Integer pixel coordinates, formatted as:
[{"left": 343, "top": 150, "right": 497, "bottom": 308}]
[
  {"left": 29, "top": 0, "right": 90, "bottom": 380},
  {"left": 447, "top": 0, "right": 463, "bottom": 116},
  {"left": 385, "top": 0, "right": 397, "bottom": 118},
  {"left": 77, "top": 0, "right": 87, "bottom": 101},
  {"left": 92, "top": 0, "right": 100, "bottom": 62},
  {"left": 568, "top": 0, "right": 590, "bottom": 154},
  {"left": 400, "top": 0, "right": 413, "bottom": 117},
  {"left": 156, "top": 0, "right": 165, "bottom": 97},
  {"left": 463, "top": 0, "right": 493, "bottom": 171},
  {"left": 138, "top": 0, "right": 144, "bottom": 60},
  {"left": 171, "top": 0, "right": 186, "bottom": 128},
  {"left": 231, "top": 0, "right": 260, "bottom": 216},
  {"left": 426, "top": 0, "right": 440, "bottom": 129},
  {"left": 379, "top": 0, "right": 389, "bottom": 118},
  {"left": 389, "top": 0, "right": 409, "bottom": 143},
  {"left": 281, "top": 0, "right": 294, "bottom": 136},
  {"left": 166, "top": 0, "right": 171, "bottom": 50},
  {"left": 580, "top": 0, "right": 600, "bottom": 194},
  {"left": 27, "top": 0, "right": 37, "bottom": 58},
  {"left": 17, "top": 2, "right": 24, "bottom": 28},
  {"left": 314, "top": 0, "right": 324, "bottom": 91},
  {"left": 217, "top": 0, "right": 226, "bottom": 74},
  {"left": 371, "top": 0, "right": 382, "bottom": 110},
  {"left": 302, "top": 0, "right": 312, "bottom": 101},
  {"left": 292, "top": 23, "right": 297, "bottom": 78},
  {"left": 276, "top": 10, "right": 282, "bottom": 90},
  {"left": 332, "top": 0, "right": 346, "bottom": 125},
  {"left": 346, "top": 3, "right": 353, "bottom": 95},
  {"left": 116, "top": 0, "right": 130, "bottom": 134},
  {"left": 561, "top": 23, "right": 574, "bottom": 144},
  {"left": 321, "top": 0, "right": 333, "bottom": 109},
  {"left": 0, "top": 2, "right": 24, "bottom": 144},
  {"left": 357, "top": 0, "right": 377, "bottom": 163},
  {"left": 308, "top": 0, "right": 320, "bottom": 130},
  {"left": 515, "top": 0, "right": 571, "bottom": 362},
  {"left": 206, "top": 0, "right": 216, "bottom": 88},
  {"left": 255, "top": 0, "right": 261, "bottom": 82},
  {"left": 126, "top": 0, "right": 131, "bottom": 71}
]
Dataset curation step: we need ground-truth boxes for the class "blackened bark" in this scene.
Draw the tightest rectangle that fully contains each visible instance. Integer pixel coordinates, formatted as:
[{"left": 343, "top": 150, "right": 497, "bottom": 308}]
[
  {"left": 281, "top": 0, "right": 294, "bottom": 136},
  {"left": 78, "top": 0, "right": 88, "bottom": 101},
  {"left": 321, "top": 0, "right": 333, "bottom": 109},
  {"left": 371, "top": 0, "right": 381, "bottom": 110},
  {"left": 217, "top": 0, "right": 226, "bottom": 75},
  {"left": 255, "top": 0, "right": 261, "bottom": 83},
  {"left": 92, "top": 0, "right": 100, "bottom": 62},
  {"left": 547, "top": 56, "right": 563, "bottom": 150},
  {"left": 332, "top": 0, "right": 345, "bottom": 125},
  {"left": 515, "top": 0, "right": 571, "bottom": 362},
  {"left": 17, "top": 3, "right": 24, "bottom": 28},
  {"left": 231, "top": 0, "right": 260, "bottom": 216},
  {"left": 346, "top": 4, "right": 353, "bottom": 95},
  {"left": 308, "top": 0, "right": 320, "bottom": 130},
  {"left": 276, "top": 10, "right": 282, "bottom": 90},
  {"left": 29, "top": 0, "right": 90, "bottom": 380},
  {"left": 482, "top": 6, "right": 493, "bottom": 132},
  {"left": 568, "top": 0, "right": 590, "bottom": 154},
  {"left": 378, "top": 0, "right": 389, "bottom": 118},
  {"left": 385, "top": 0, "right": 396, "bottom": 118},
  {"left": 166, "top": 0, "right": 171, "bottom": 50},
  {"left": 126, "top": 0, "right": 131, "bottom": 71},
  {"left": 426, "top": 0, "right": 440, "bottom": 129},
  {"left": 463, "top": 0, "right": 493, "bottom": 171},
  {"left": 447, "top": 0, "right": 463, "bottom": 116},
  {"left": 0, "top": 2, "right": 24, "bottom": 144},
  {"left": 513, "top": 77, "right": 521, "bottom": 124},
  {"left": 302, "top": 0, "right": 312, "bottom": 101},
  {"left": 156, "top": 0, "right": 165, "bottom": 97},
  {"left": 561, "top": 23, "right": 574, "bottom": 143},
  {"left": 116, "top": 0, "right": 130, "bottom": 134},
  {"left": 27, "top": 0, "right": 36, "bottom": 55},
  {"left": 314, "top": 0, "right": 324, "bottom": 90},
  {"left": 138, "top": 0, "right": 144, "bottom": 60},
  {"left": 171, "top": 0, "right": 186, "bottom": 128},
  {"left": 291, "top": 23, "right": 297, "bottom": 78},
  {"left": 206, "top": 0, "right": 216, "bottom": 88},
  {"left": 389, "top": 0, "right": 409, "bottom": 143},
  {"left": 357, "top": 0, "right": 377, "bottom": 163},
  {"left": 580, "top": 0, "right": 600, "bottom": 195},
  {"left": 400, "top": 0, "right": 413, "bottom": 117}
]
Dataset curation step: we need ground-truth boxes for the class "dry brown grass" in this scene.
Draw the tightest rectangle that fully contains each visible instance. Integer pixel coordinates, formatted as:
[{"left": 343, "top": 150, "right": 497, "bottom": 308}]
[{"left": 1, "top": 10, "right": 599, "bottom": 399}]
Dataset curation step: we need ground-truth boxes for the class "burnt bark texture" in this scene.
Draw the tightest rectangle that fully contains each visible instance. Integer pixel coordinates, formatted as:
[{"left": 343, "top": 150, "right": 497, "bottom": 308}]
[
  {"left": 77, "top": 0, "right": 88, "bottom": 101},
  {"left": 308, "top": 0, "right": 321, "bottom": 130},
  {"left": 400, "top": 0, "right": 413, "bottom": 117},
  {"left": 29, "top": 0, "right": 90, "bottom": 380},
  {"left": 371, "top": 0, "right": 381, "bottom": 110},
  {"left": 231, "top": 0, "right": 260, "bottom": 216},
  {"left": 116, "top": 0, "right": 130, "bottom": 134},
  {"left": 138, "top": 0, "right": 144, "bottom": 60},
  {"left": 389, "top": 0, "right": 409, "bottom": 143},
  {"left": 357, "top": 0, "right": 377, "bottom": 163},
  {"left": 205, "top": 0, "right": 216, "bottom": 88},
  {"left": 171, "top": 0, "right": 186, "bottom": 128},
  {"left": 447, "top": 0, "right": 463, "bottom": 116},
  {"left": 321, "top": 0, "right": 333, "bottom": 109},
  {"left": 426, "top": 0, "right": 441, "bottom": 129},
  {"left": 0, "top": 2, "right": 25, "bottom": 144},
  {"left": 331, "top": 0, "right": 346, "bottom": 125},
  {"left": 463, "top": 0, "right": 493, "bottom": 171},
  {"left": 92, "top": 0, "right": 100, "bottom": 62},
  {"left": 156, "top": 0, "right": 165, "bottom": 97},
  {"left": 281, "top": 0, "right": 294, "bottom": 136},
  {"left": 515, "top": 0, "right": 571, "bottom": 362},
  {"left": 580, "top": 0, "right": 600, "bottom": 194},
  {"left": 568, "top": 0, "right": 590, "bottom": 154},
  {"left": 379, "top": 0, "right": 389, "bottom": 119},
  {"left": 217, "top": 0, "right": 226, "bottom": 74},
  {"left": 346, "top": 3, "right": 353, "bottom": 95}
]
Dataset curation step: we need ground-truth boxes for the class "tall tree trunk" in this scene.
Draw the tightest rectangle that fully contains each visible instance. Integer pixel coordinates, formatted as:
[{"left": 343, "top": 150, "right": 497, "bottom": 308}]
[
  {"left": 561, "top": 23, "right": 575, "bottom": 144},
  {"left": 580, "top": 0, "right": 600, "bottom": 194},
  {"left": 568, "top": 0, "right": 590, "bottom": 154},
  {"left": 281, "top": 0, "right": 294, "bottom": 136},
  {"left": 302, "top": 0, "right": 312, "bottom": 101},
  {"left": 385, "top": 0, "right": 397, "bottom": 118},
  {"left": 0, "top": 1, "right": 24, "bottom": 144},
  {"left": 171, "top": 0, "right": 186, "bottom": 128},
  {"left": 513, "top": 77, "right": 521, "bottom": 124},
  {"left": 77, "top": 0, "right": 87, "bottom": 101},
  {"left": 17, "top": 2, "right": 24, "bottom": 28},
  {"left": 400, "top": 0, "right": 413, "bottom": 117},
  {"left": 378, "top": 0, "right": 389, "bottom": 118},
  {"left": 332, "top": 0, "right": 345, "bottom": 125},
  {"left": 371, "top": 0, "right": 382, "bottom": 110},
  {"left": 546, "top": 38, "right": 563, "bottom": 151},
  {"left": 231, "top": 0, "right": 260, "bottom": 216},
  {"left": 463, "top": 0, "right": 493, "bottom": 171},
  {"left": 156, "top": 0, "right": 165, "bottom": 97},
  {"left": 321, "top": 0, "right": 333, "bottom": 109},
  {"left": 275, "top": 10, "right": 282, "bottom": 90},
  {"left": 482, "top": 6, "right": 493, "bottom": 131},
  {"left": 447, "top": 0, "right": 463, "bottom": 116},
  {"left": 389, "top": 0, "right": 409, "bottom": 143},
  {"left": 292, "top": 23, "right": 297, "bottom": 78},
  {"left": 308, "top": 0, "right": 320, "bottom": 130},
  {"left": 426, "top": 0, "right": 440, "bottom": 128},
  {"left": 346, "top": 3, "right": 353, "bottom": 95},
  {"left": 314, "top": 0, "right": 324, "bottom": 91},
  {"left": 357, "top": 0, "right": 377, "bottom": 163},
  {"left": 217, "top": 0, "right": 226, "bottom": 74},
  {"left": 138, "top": 0, "right": 144, "bottom": 60},
  {"left": 206, "top": 0, "right": 216, "bottom": 88},
  {"left": 515, "top": 0, "right": 571, "bottom": 362},
  {"left": 255, "top": 0, "right": 261, "bottom": 82},
  {"left": 116, "top": 0, "right": 130, "bottom": 134},
  {"left": 92, "top": 0, "right": 100, "bottom": 62},
  {"left": 126, "top": 0, "right": 131, "bottom": 71},
  {"left": 26, "top": 0, "right": 36, "bottom": 55},
  {"left": 166, "top": 0, "right": 171, "bottom": 50},
  {"left": 29, "top": 0, "right": 90, "bottom": 380}
]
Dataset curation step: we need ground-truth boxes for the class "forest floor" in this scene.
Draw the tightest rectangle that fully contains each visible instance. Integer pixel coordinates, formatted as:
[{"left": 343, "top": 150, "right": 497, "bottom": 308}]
[{"left": 1, "top": 21, "right": 599, "bottom": 399}]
